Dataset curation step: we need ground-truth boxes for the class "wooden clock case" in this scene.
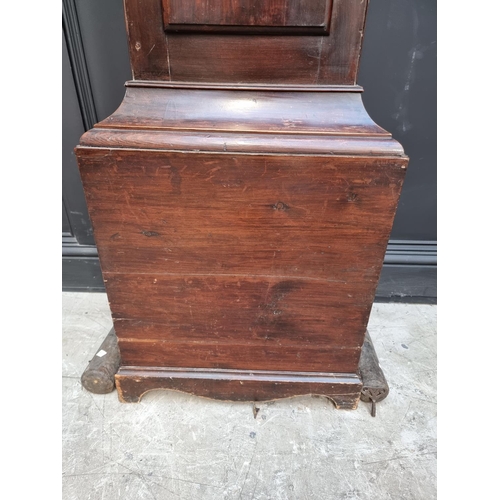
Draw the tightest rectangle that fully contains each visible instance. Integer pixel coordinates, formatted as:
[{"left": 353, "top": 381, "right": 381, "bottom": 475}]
[{"left": 76, "top": 0, "right": 408, "bottom": 410}]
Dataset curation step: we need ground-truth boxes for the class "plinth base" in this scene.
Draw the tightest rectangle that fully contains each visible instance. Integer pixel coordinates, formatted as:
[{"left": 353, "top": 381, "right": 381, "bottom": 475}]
[
  {"left": 115, "top": 367, "right": 362, "bottom": 409},
  {"left": 81, "top": 329, "right": 390, "bottom": 413}
]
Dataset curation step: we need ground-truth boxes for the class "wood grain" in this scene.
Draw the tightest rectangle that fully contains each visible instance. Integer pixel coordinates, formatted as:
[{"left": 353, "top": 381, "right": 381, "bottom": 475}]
[
  {"left": 79, "top": 130, "right": 403, "bottom": 157},
  {"left": 79, "top": 88, "right": 405, "bottom": 156},
  {"left": 168, "top": 34, "right": 325, "bottom": 84},
  {"left": 123, "top": 0, "right": 369, "bottom": 85},
  {"left": 163, "top": 0, "right": 332, "bottom": 35},
  {"left": 116, "top": 366, "right": 361, "bottom": 407},
  {"left": 76, "top": 149, "right": 405, "bottom": 373},
  {"left": 106, "top": 274, "right": 370, "bottom": 346},
  {"left": 79, "top": 151, "right": 405, "bottom": 280},
  {"left": 76, "top": 0, "right": 407, "bottom": 406},
  {"left": 123, "top": 0, "right": 170, "bottom": 81},
  {"left": 118, "top": 339, "right": 360, "bottom": 371},
  {"left": 96, "top": 88, "right": 389, "bottom": 135},
  {"left": 80, "top": 328, "right": 120, "bottom": 394}
]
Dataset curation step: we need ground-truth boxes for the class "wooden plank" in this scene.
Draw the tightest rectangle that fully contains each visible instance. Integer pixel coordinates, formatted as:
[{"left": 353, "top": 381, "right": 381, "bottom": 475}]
[
  {"left": 123, "top": 0, "right": 170, "bottom": 80},
  {"left": 76, "top": 149, "right": 406, "bottom": 373},
  {"left": 105, "top": 274, "right": 370, "bottom": 347},
  {"left": 118, "top": 338, "right": 361, "bottom": 372},
  {"left": 167, "top": 34, "right": 323, "bottom": 84},
  {"left": 123, "top": 0, "right": 368, "bottom": 84},
  {"left": 95, "top": 88, "right": 389, "bottom": 136},
  {"left": 79, "top": 131, "right": 404, "bottom": 157},
  {"left": 116, "top": 366, "right": 361, "bottom": 406},
  {"left": 317, "top": 0, "right": 369, "bottom": 84},
  {"left": 79, "top": 151, "right": 405, "bottom": 279},
  {"left": 163, "top": 0, "right": 332, "bottom": 34},
  {"left": 165, "top": 0, "right": 329, "bottom": 27}
]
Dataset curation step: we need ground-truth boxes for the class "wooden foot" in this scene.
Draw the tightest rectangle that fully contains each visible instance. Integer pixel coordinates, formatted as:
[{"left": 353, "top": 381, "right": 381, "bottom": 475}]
[
  {"left": 359, "top": 331, "right": 389, "bottom": 417},
  {"left": 115, "top": 366, "right": 362, "bottom": 409},
  {"left": 81, "top": 328, "right": 121, "bottom": 394}
]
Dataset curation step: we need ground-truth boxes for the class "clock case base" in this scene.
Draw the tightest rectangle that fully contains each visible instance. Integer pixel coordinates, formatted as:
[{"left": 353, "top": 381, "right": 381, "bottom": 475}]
[
  {"left": 112, "top": 330, "right": 387, "bottom": 413},
  {"left": 76, "top": 87, "right": 405, "bottom": 412}
]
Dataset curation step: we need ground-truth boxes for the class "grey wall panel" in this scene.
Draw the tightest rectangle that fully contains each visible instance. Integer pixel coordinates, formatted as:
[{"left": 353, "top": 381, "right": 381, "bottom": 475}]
[
  {"left": 377, "top": 265, "right": 437, "bottom": 302},
  {"left": 62, "top": 29, "right": 95, "bottom": 246},
  {"left": 75, "top": 0, "right": 132, "bottom": 122},
  {"left": 62, "top": 200, "right": 72, "bottom": 236},
  {"left": 63, "top": 257, "right": 105, "bottom": 292},
  {"left": 359, "top": 0, "right": 437, "bottom": 241}
]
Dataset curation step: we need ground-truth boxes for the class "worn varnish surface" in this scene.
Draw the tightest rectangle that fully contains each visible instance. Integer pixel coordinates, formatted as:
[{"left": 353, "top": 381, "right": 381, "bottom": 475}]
[
  {"left": 78, "top": 152, "right": 405, "bottom": 277},
  {"left": 76, "top": 0, "right": 408, "bottom": 404},
  {"left": 124, "top": 0, "right": 368, "bottom": 85},
  {"left": 163, "top": 0, "right": 332, "bottom": 34},
  {"left": 118, "top": 341, "right": 361, "bottom": 372},
  {"left": 80, "top": 129, "right": 402, "bottom": 157},
  {"left": 80, "top": 89, "right": 404, "bottom": 157},
  {"left": 96, "top": 89, "right": 389, "bottom": 136},
  {"left": 115, "top": 367, "right": 361, "bottom": 408},
  {"left": 77, "top": 149, "right": 405, "bottom": 373}
]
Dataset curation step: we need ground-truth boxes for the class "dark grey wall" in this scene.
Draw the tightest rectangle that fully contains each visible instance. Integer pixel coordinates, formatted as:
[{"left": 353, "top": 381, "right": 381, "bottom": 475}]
[
  {"left": 62, "top": 0, "right": 436, "bottom": 301},
  {"left": 74, "top": 0, "right": 132, "bottom": 122},
  {"left": 359, "top": 0, "right": 437, "bottom": 241},
  {"left": 62, "top": 27, "right": 94, "bottom": 246}
]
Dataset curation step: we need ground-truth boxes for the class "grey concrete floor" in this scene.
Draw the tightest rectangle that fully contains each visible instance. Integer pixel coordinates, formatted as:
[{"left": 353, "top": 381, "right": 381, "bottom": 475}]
[{"left": 62, "top": 292, "right": 436, "bottom": 500}]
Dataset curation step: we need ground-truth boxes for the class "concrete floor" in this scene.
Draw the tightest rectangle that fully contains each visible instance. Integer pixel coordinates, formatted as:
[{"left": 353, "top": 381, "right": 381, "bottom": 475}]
[{"left": 62, "top": 292, "right": 436, "bottom": 500}]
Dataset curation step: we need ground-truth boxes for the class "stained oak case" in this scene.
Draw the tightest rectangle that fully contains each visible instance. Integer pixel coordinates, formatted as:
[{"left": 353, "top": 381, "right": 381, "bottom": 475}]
[{"left": 76, "top": 0, "right": 408, "bottom": 408}]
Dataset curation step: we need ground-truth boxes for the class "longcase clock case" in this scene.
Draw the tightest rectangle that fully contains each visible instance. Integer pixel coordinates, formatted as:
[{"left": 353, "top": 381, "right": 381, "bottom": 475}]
[{"left": 76, "top": 0, "right": 408, "bottom": 409}]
